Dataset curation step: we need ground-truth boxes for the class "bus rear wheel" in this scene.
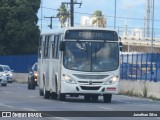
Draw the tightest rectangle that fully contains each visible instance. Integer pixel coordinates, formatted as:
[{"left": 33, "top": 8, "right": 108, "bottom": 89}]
[
  {"left": 43, "top": 85, "right": 50, "bottom": 99},
  {"left": 39, "top": 89, "right": 44, "bottom": 96},
  {"left": 103, "top": 94, "right": 112, "bottom": 103}
]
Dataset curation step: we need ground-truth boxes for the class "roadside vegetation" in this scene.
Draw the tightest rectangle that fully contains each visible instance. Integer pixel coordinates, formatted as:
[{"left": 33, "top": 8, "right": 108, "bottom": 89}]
[{"left": 0, "top": 0, "right": 40, "bottom": 55}]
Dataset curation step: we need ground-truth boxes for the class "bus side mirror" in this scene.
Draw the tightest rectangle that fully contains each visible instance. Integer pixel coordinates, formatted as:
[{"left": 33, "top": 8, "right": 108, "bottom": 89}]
[
  {"left": 60, "top": 41, "right": 65, "bottom": 51},
  {"left": 119, "top": 42, "right": 123, "bottom": 51}
]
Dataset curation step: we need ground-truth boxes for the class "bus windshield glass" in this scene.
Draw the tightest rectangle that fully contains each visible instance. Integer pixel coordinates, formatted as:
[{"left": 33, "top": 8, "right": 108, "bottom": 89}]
[{"left": 63, "top": 41, "right": 119, "bottom": 72}]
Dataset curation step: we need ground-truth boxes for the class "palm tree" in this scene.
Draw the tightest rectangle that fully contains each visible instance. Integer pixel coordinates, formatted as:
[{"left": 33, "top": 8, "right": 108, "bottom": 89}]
[
  {"left": 57, "top": 4, "right": 69, "bottom": 28},
  {"left": 92, "top": 10, "right": 106, "bottom": 28}
]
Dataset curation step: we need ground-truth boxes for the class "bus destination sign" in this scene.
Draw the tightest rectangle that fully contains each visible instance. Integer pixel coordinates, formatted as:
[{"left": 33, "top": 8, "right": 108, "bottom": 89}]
[{"left": 65, "top": 30, "right": 118, "bottom": 41}]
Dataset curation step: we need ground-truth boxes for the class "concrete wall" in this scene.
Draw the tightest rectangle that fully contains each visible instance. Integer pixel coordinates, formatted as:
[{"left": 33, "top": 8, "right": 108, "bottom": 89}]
[
  {"left": 13, "top": 73, "right": 28, "bottom": 83},
  {"left": 13, "top": 73, "right": 160, "bottom": 99},
  {"left": 120, "top": 80, "right": 160, "bottom": 99}
]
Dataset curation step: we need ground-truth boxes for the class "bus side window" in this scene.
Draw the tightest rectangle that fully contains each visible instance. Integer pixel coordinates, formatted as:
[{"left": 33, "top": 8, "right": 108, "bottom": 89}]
[
  {"left": 56, "top": 35, "right": 61, "bottom": 59},
  {"left": 52, "top": 41, "right": 55, "bottom": 58},
  {"left": 53, "top": 35, "right": 61, "bottom": 59},
  {"left": 44, "top": 36, "right": 50, "bottom": 59},
  {"left": 53, "top": 36, "right": 57, "bottom": 59}
]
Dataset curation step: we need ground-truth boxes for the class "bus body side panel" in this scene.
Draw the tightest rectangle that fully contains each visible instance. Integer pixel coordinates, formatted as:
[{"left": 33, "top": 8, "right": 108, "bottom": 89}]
[{"left": 38, "top": 36, "right": 45, "bottom": 91}]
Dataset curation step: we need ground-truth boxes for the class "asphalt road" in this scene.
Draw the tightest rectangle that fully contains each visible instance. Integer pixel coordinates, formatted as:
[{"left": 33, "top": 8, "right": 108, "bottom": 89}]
[{"left": 0, "top": 82, "right": 160, "bottom": 120}]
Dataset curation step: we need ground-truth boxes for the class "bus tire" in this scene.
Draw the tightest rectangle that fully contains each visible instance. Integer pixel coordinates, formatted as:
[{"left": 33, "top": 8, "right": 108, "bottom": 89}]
[
  {"left": 103, "top": 94, "right": 112, "bottom": 103},
  {"left": 51, "top": 92, "right": 57, "bottom": 99},
  {"left": 84, "top": 95, "right": 91, "bottom": 102},
  {"left": 39, "top": 89, "right": 44, "bottom": 96},
  {"left": 58, "top": 93, "right": 66, "bottom": 101},
  {"left": 92, "top": 95, "right": 99, "bottom": 101},
  {"left": 43, "top": 85, "right": 50, "bottom": 99}
]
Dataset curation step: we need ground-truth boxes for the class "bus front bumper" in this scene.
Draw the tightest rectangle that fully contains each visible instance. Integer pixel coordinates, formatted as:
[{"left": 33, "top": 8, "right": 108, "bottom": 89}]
[{"left": 61, "top": 81, "right": 119, "bottom": 95}]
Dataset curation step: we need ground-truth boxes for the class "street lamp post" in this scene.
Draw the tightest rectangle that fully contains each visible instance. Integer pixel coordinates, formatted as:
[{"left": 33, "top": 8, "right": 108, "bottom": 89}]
[{"left": 114, "top": 0, "right": 116, "bottom": 29}]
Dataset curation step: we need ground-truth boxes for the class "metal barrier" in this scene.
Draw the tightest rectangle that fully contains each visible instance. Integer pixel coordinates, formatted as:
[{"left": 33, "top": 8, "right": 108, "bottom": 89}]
[
  {"left": 0, "top": 55, "right": 37, "bottom": 73},
  {"left": 120, "top": 53, "right": 160, "bottom": 82}
]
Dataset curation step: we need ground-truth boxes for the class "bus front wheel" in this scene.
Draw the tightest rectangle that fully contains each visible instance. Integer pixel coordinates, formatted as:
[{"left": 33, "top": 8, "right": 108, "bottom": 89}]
[
  {"left": 58, "top": 93, "right": 66, "bottom": 101},
  {"left": 103, "top": 94, "right": 112, "bottom": 103},
  {"left": 84, "top": 95, "right": 91, "bottom": 102}
]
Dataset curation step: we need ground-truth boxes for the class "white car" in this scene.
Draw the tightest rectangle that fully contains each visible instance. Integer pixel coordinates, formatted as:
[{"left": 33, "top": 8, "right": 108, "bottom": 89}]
[
  {"left": 0, "top": 66, "right": 8, "bottom": 86},
  {"left": 0, "top": 65, "right": 13, "bottom": 83}
]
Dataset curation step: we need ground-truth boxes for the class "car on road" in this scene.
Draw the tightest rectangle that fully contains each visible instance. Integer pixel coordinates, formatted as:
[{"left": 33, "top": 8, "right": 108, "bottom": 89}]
[
  {"left": 0, "top": 65, "right": 13, "bottom": 84},
  {"left": 28, "top": 62, "right": 38, "bottom": 90},
  {"left": 0, "top": 65, "right": 8, "bottom": 86}
]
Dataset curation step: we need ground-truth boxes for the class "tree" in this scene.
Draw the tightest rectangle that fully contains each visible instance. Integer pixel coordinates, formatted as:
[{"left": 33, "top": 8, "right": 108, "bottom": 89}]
[
  {"left": 92, "top": 10, "right": 106, "bottom": 28},
  {"left": 0, "top": 0, "right": 40, "bottom": 55},
  {"left": 57, "top": 4, "right": 69, "bottom": 28}
]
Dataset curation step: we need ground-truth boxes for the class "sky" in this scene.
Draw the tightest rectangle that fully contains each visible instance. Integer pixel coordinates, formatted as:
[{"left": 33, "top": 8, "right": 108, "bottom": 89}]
[{"left": 37, "top": 0, "right": 160, "bottom": 37}]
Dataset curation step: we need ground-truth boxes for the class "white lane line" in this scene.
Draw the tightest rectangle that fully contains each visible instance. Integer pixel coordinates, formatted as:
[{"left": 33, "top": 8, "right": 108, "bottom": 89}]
[
  {"left": 0, "top": 103, "right": 14, "bottom": 109},
  {"left": 54, "top": 117, "right": 70, "bottom": 120},
  {"left": 29, "top": 96, "right": 36, "bottom": 98},
  {"left": 114, "top": 100, "right": 125, "bottom": 103},
  {"left": 22, "top": 108, "right": 36, "bottom": 111},
  {"left": 2, "top": 91, "right": 12, "bottom": 94},
  {"left": 125, "top": 102, "right": 131, "bottom": 104},
  {"left": 99, "top": 107, "right": 113, "bottom": 110}
]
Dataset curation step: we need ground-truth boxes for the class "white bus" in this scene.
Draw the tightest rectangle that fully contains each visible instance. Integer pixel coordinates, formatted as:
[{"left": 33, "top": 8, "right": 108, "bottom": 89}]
[{"left": 37, "top": 27, "right": 122, "bottom": 103}]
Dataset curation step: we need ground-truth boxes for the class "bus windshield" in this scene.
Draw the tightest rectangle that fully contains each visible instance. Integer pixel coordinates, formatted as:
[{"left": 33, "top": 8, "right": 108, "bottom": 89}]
[{"left": 63, "top": 41, "right": 119, "bottom": 72}]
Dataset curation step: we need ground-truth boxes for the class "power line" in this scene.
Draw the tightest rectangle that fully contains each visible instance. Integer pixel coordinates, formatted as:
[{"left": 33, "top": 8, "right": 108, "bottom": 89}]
[{"left": 41, "top": 6, "right": 160, "bottom": 22}]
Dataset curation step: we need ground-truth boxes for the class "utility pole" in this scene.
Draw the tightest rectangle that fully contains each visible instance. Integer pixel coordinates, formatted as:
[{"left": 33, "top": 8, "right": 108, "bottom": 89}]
[
  {"left": 151, "top": 0, "right": 155, "bottom": 53},
  {"left": 62, "top": 0, "right": 82, "bottom": 27},
  {"left": 44, "top": 16, "right": 58, "bottom": 29}
]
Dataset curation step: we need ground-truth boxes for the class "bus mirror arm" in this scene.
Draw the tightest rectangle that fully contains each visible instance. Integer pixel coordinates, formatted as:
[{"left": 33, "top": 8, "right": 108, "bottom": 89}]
[{"left": 59, "top": 41, "right": 65, "bottom": 51}]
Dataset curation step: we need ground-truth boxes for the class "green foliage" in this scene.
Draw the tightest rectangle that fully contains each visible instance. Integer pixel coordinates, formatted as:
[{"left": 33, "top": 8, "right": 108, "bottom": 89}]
[
  {"left": 0, "top": 0, "right": 40, "bottom": 55},
  {"left": 92, "top": 10, "right": 106, "bottom": 28},
  {"left": 57, "top": 4, "right": 69, "bottom": 28}
]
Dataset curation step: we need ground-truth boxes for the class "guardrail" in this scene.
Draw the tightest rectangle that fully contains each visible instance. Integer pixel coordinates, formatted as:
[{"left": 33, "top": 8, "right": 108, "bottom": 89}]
[{"left": 120, "top": 53, "right": 160, "bottom": 82}]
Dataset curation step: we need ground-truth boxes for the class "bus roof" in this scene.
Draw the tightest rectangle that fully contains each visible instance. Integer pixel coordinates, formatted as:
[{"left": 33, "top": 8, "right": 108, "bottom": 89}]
[{"left": 40, "top": 27, "right": 117, "bottom": 35}]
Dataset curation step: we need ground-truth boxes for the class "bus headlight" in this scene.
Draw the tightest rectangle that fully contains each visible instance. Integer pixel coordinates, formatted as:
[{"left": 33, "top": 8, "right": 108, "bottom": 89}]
[
  {"left": 104, "top": 76, "right": 119, "bottom": 85},
  {"left": 63, "top": 74, "right": 76, "bottom": 84}
]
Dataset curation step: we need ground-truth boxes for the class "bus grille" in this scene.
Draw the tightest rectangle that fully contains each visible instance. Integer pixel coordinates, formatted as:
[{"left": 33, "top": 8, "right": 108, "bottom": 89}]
[
  {"left": 78, "top": 81, "right": 103, "bottom": 84},
  {"left": 80, "top": 86, "right": 100, "bottom": 90},
  {"left": 73, "top": 74, "right": 108, "bottom": 79}
]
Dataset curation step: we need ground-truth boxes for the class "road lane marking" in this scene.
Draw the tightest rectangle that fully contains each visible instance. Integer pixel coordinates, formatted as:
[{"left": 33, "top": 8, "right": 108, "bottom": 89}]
[
  {"left": 29, "top": 96, "right": 36, "bottom": 98},
  {"left": 114, "top": 100, "right": 125, "bottom": 103},
  {"left": 99, "top": 107, "right": 113, "bottom": 110},
  {"left": 23, "top": 108, "right": 36, "bottom": 111},
  {"left": 3, "top": 91, "right": 12, "bottom": 94},
  {"left": 54, "top": 117, "right": 70, "bottom": 120},
  {"left": 0, "top": 103, "right": 14, "bottom": 109},
  {"left": 125, "top": 102, "right": 131, "bottom": 104}
]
